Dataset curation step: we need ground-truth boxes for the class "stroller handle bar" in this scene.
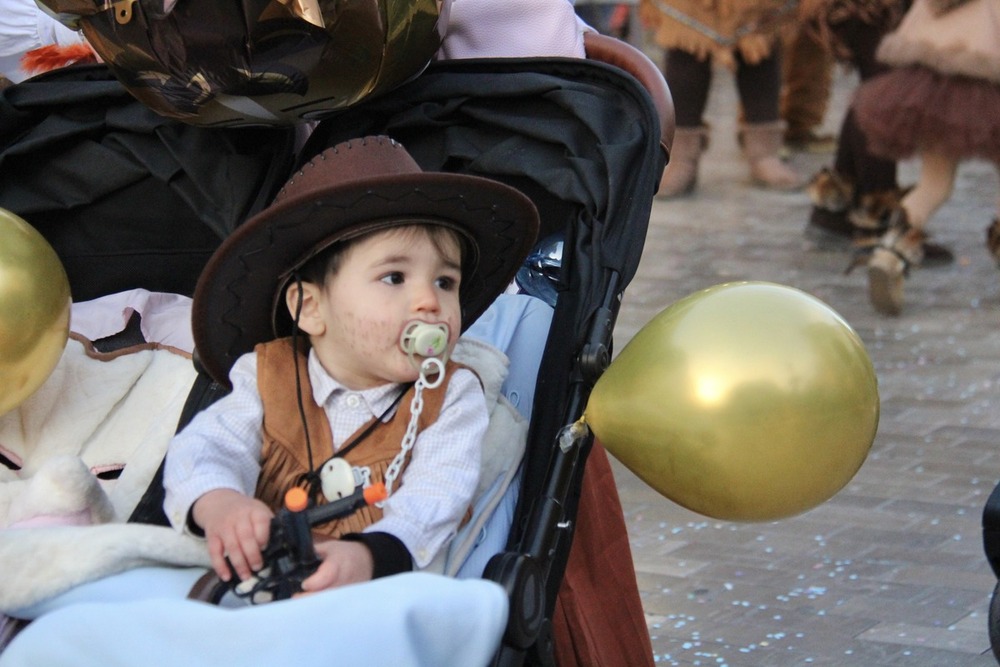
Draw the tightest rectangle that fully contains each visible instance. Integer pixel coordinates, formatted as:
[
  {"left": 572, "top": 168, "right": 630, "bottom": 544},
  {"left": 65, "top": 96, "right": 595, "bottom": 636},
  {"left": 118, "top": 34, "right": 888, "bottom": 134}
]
[{"left": 583, "top": 32, "right": 675, "bottom": 162}]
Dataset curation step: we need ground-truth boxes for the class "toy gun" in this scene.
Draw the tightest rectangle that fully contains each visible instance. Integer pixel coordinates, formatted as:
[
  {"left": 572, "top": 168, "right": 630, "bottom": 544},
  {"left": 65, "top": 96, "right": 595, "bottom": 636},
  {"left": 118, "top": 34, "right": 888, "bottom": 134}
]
[{"left": 230, "top": 482, "right": 387, "bottom": 603}]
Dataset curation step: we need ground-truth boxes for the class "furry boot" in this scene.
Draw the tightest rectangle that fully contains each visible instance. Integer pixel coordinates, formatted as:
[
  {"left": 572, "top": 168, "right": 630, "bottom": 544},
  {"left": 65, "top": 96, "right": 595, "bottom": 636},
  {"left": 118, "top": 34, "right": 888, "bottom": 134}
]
[
  {"left": 740, "top": 121, "right": 806, "bottom": 190},
  {"left": 867, "top": 208, "right": 926, "bottom": 316},
  {"left": 657, "top": 125, "right": 710, "bottom": 198},
  {"left": 806, "top": 167, "right": 855, "bottom": 238},
  {"left": 854, "top": 188, "right": 954, "bottom": 266}
]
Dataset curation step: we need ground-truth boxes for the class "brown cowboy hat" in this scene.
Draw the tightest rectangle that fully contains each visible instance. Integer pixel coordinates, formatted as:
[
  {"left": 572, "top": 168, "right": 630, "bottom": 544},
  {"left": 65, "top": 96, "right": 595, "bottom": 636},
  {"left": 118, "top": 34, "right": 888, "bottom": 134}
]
[{"left": 192, "top": 135, "right": 539, "bottom": 387}]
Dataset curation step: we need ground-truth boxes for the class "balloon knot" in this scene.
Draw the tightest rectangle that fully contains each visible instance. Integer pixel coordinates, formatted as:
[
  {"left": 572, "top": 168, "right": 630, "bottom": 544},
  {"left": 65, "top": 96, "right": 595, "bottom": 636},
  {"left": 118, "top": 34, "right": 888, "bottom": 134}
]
[{"left": 558, "top": 419, "right": 590, "bottom": 452}]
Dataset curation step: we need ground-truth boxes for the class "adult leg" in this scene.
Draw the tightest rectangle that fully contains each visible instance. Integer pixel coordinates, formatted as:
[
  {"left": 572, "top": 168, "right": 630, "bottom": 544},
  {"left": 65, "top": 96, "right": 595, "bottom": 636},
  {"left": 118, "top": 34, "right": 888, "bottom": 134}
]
[
  {"left": 657, "top": 49, "right": 712, "bottom": 197},
  {"left": 781, "top": 23, "right": 835, "bottom": 152},
  {"left": 838, "top": 17, "right": 898, "bottom": 202},
  {"left": 809, "top": 16, "right": 900, "bottom": 239},
  {"left": 818, "top": 106, "right": 907, "bottom": 238},
  {"left": 737, "top": 46, "right": 805, "bottom": 190},
  {"left": 835, "top": 109, "right": 897, "bottom": 199}
]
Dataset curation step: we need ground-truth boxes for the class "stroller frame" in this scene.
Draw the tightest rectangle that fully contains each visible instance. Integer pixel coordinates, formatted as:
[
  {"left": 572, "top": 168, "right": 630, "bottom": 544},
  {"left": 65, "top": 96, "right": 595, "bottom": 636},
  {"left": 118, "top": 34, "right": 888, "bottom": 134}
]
[
  {"left": 0, "top": 33, "right": 673, "bottom": 667},
  {"left": 298, "top": 33, "right": 673, "bottom": 665}
]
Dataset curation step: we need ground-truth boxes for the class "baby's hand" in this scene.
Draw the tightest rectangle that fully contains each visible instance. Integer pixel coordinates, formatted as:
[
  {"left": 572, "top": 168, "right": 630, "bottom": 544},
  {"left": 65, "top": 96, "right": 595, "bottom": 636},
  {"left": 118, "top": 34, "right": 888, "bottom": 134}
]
[
  {"left": 298, "top": 538, "right": 374, "bottom": 594},
  {"left": 192, "top": 489, "right": 273, "bottom": 582}
]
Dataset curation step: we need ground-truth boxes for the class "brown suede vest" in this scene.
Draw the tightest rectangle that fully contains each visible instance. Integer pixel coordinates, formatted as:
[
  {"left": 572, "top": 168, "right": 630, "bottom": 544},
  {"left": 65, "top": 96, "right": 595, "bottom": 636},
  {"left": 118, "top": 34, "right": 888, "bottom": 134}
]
[{"left": 254, "top": 338, "right": 455, "bottom": 538}]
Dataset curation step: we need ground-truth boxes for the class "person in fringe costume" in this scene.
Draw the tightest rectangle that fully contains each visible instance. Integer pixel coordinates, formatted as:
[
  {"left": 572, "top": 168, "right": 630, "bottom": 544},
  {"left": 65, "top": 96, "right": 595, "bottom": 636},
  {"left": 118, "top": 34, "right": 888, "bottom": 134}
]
[{"left": 640, "top": 0, "right": 805, "bottom": 195}]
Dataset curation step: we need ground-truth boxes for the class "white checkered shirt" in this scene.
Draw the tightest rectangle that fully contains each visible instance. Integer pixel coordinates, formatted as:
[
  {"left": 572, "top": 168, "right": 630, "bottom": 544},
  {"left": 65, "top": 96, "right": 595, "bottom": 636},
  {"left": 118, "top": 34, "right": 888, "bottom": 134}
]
[{"left": 163, "top": 348, "right": 486, "bottom": 568}]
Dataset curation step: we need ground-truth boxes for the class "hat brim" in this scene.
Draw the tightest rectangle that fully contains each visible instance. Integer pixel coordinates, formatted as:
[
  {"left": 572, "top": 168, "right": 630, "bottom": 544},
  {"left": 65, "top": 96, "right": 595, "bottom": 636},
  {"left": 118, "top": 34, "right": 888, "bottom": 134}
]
[{"left": 192, "top": 172, "right": 539, "bottom": 387}]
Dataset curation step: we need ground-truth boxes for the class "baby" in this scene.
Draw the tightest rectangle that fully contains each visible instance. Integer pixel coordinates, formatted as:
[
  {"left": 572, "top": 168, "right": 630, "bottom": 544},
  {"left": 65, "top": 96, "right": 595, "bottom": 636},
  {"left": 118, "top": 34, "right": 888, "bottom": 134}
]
[{"left": 163, "top": 135, "right": 538, "bottom": 593}]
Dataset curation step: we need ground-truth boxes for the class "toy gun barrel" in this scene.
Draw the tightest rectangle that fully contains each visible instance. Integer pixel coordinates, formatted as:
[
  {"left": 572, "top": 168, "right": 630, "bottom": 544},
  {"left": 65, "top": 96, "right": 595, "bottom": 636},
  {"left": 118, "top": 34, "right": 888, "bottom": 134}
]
[{"left": 301, "top": 482, "right": 388, "bottom": 527}]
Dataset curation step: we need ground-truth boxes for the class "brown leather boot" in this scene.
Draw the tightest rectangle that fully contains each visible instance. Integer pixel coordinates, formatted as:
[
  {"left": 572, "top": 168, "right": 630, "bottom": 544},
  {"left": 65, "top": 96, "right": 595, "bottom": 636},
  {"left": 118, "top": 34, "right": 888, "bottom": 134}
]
[
  {"left": 740, "top": 121, "right": 806, "bottom": 191},
  {"left": 656, "top": 125, "right": 709, "bottom": 198}
]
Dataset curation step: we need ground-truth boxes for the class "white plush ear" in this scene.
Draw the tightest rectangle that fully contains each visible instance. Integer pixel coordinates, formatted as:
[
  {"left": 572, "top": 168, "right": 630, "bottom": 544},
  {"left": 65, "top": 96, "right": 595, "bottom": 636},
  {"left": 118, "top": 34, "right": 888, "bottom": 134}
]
[{"left": 6, "top": 456, "right": 115, "bottom": 528}]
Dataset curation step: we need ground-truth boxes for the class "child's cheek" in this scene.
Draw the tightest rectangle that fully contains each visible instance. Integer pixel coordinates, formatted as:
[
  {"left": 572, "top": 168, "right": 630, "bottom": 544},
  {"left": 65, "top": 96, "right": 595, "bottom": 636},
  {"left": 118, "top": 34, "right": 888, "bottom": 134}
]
[{"left": 342, "top": 313, "right": 399, "bottom": 356}]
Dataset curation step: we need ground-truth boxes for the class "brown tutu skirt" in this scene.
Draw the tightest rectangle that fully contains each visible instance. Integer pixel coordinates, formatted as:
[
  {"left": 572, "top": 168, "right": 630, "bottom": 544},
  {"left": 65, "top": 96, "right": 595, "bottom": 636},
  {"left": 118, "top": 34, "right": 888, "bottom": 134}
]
[{"left": 854, "top": 65, "right": 1000, "bottom": 164}]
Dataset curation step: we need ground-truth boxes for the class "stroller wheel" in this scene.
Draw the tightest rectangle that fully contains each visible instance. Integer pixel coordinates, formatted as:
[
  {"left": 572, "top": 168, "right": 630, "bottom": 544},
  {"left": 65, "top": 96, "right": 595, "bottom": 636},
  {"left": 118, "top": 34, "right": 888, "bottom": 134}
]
[{"left": 990, "top": 582, "right": 1000, "bottom": 664}]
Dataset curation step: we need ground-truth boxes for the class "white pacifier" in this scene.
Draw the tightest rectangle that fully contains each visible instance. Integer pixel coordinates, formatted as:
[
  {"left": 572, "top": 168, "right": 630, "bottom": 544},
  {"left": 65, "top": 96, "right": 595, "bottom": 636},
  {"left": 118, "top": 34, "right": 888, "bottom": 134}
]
[{"left": 399, "top": 320, "right": 450, "bottom": 370}]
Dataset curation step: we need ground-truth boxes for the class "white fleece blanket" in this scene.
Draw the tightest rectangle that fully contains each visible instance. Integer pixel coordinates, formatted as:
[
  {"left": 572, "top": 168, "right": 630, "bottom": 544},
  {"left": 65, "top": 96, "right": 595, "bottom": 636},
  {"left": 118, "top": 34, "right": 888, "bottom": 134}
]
[
  {"left": 0, "top": 336, "right": 198, "bottom": 522},
  {"left": 0, "top": 333, "right": 524, "bottom": 612},
  {"left": 0, "top": 334, "right": 204, "bottom": 612}
]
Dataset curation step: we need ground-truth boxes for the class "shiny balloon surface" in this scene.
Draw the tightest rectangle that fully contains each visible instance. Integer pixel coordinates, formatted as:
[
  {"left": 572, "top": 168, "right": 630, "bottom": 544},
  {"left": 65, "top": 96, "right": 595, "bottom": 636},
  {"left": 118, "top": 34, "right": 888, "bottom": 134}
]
[
  {"left": 586, "top": 282, "right": 879, "bottom": 521},
  {"left": 38, "top": 0, "right": 450, "bottom": 127},
  {"left": 0, "top": 210, "right": 72, "bottom": 416}
]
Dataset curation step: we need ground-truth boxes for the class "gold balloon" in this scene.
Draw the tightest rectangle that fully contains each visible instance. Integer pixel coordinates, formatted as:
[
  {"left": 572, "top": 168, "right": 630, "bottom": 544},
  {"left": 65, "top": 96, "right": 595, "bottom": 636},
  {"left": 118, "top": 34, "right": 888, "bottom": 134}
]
[
  {"left": 0, "top": 209, "right": 72, "bottom": 416},
  {"left": 586, "top": 282, "right": 878, "bottom": 521}
]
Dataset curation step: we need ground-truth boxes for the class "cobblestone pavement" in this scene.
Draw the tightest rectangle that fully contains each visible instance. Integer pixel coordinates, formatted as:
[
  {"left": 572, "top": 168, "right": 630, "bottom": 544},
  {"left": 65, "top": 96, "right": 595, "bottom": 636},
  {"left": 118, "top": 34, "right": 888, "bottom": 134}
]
[{"left": 611, "top": 64, "right": 1000, "bottom": 666}]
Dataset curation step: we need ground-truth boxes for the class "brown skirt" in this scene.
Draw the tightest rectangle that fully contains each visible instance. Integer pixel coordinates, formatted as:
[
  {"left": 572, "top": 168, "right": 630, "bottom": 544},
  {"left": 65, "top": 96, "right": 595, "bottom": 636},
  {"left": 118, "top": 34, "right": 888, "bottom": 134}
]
[{"left": 854, "top": 64, "right": 1000, "bottom": 164}]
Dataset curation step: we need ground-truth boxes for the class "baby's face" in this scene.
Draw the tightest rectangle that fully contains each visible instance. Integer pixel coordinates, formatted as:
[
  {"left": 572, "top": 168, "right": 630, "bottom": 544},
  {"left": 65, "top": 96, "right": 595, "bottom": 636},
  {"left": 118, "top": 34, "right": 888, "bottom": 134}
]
[{"left": 310, "top": 227, "right": 462, "bottom": 389}]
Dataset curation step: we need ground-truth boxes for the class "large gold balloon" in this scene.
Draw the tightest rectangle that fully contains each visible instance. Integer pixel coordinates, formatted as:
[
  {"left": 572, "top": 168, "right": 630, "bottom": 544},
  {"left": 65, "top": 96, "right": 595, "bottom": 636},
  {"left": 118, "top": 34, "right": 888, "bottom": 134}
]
[
  {"left": 586, "top": 282, "right": 878, "bottom": 521},
  {"left": 0, "top": 210, "right": 72, "bottom": 416},
  {"left": 36, "top": 0, "right": 450, "bottom": 127}
]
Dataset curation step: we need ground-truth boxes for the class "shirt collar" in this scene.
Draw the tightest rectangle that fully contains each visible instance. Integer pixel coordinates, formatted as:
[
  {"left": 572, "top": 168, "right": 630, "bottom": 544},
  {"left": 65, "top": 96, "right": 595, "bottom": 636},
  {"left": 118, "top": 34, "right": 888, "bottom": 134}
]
[{"left": 307, "top": 348, "right": 406, "bottom": 417}]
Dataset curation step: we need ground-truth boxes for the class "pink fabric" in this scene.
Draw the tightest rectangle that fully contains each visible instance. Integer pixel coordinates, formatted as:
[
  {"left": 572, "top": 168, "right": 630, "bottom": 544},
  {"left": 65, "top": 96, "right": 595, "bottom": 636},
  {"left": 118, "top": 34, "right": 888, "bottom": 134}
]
[
  {"left": 437, "top": 0, "right": 589, "bottom": 60},
  {"left": 7, "top": 509, "right": 93, "bottom": 529},
  {"left": 70, "top": 290, "right": 193, "bottom": 352}
]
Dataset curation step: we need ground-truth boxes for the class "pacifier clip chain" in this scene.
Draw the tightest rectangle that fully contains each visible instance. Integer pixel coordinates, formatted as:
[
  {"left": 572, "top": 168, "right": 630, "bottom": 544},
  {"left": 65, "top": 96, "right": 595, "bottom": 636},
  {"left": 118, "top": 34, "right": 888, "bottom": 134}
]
[
  {"left": 381, "top": 321, "right": 450, "bottom": 500},
  {"left": 381, "top": 356, "right": 445, "bottom": 499}
]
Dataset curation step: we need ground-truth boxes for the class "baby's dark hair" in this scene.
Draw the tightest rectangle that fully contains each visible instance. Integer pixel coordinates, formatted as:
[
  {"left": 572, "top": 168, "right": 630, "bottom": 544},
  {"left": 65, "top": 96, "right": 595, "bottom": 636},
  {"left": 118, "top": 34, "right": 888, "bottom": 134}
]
[{"left": 294, "top": 223, "right": 472, "bottom": 287}]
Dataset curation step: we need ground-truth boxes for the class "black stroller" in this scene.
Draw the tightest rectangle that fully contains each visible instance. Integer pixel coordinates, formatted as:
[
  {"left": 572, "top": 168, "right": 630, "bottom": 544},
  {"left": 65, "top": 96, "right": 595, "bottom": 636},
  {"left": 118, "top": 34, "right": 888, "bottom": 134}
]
[{"left": 0, "top": 33, "right": 673, "bottom": 667}]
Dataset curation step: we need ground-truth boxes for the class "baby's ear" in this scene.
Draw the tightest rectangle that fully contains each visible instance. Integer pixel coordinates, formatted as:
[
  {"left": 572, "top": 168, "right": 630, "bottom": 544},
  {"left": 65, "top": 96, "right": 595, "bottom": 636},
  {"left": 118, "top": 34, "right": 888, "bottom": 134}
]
[{"left": 285, "top": 282, "right": 326, "bottom": 336}]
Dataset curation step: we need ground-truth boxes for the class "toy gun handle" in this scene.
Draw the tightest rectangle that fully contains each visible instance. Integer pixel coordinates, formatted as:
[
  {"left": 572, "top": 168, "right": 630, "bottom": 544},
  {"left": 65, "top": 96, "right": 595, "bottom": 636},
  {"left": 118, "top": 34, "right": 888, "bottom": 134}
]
[{"left": 281, "top": 482, "right": 387, "bottom": 565}]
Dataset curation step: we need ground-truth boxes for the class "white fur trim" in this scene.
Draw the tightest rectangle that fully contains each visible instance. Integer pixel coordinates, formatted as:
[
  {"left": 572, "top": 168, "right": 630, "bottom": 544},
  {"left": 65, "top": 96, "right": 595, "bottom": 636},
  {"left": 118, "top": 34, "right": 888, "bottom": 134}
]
[
  {"left": 0, "top": 335, "right": 199, "bottom": 612},
  {"left": 431, "top": 338, "right": 528, "bottom": 575},
  {"left": 0, "top": 524, "right": 209, "bottom": 612}
]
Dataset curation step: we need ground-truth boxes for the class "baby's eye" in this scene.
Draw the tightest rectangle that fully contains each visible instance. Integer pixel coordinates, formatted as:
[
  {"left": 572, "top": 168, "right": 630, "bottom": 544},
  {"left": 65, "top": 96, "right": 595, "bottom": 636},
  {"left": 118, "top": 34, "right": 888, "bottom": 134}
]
[
  {"left": 380, "top": 272, "right": 404, "bottom": 286},
  {"left": 436, "top": 275, "right": 458, "bottom": 291}
]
